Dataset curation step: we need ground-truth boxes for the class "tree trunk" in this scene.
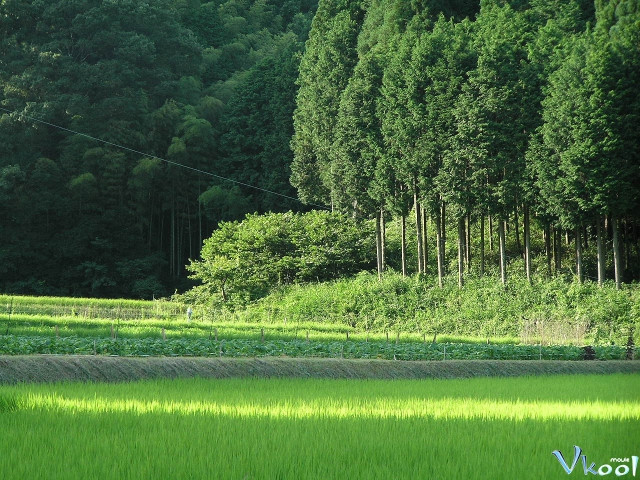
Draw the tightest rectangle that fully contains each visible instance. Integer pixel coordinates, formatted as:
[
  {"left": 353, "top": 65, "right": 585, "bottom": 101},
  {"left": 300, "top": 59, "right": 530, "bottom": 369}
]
[
  {"left": 597, "top": 215, "right": 605, "bottom": 287},
  {"left": 544, "top": 224, "right": 552, "bottom": 276},
  {"left": 524, "top": 205, "right": 531, "bottom": 283},
  {"left": 148, "top": 197, "right": 154, "bottom": 250},
  {"left": 489, "top": 215, "right": 494, "bottom": 251},
  {"left": 441, "top": 201, "right": 446, "bottom": 245},
  {"left": 623, "top": 220, "right": 629, "bottom": 272},
  {"left": 375, "top": 210, "right": 383, "bottom": 281},
  {"left": 465, "top": 213, "right": 471, "bottom": 272},
  {"left": 187, "top": 199, "right": 193, "bottom": 260},
  {"left": 198, "top": 177, "right": 202, "bottom": 251},
  {"left": 458, "top": 217, "right": 465, "bottom": 288},
  {"left": 401, "top": 214, "right": 407, "bottom": 278},
  {"left": 435, "top": 207, "right": 444, "bottom": 288},
  {"left": 612, "top": 216, "right": 622, "bottom": 289},
  {"left": 177, "top": 204, "right": 183, "bottom": 277},
  {"left": 575, "top": 226, "right": 583, "bottom": 283},
  {"left": 514, "top": 207, "right": 522, "bottom": 258},
  {"left": 499, "top": 220, "right": 507, "bottom": 285},
  {"left": 221, "top": 280, "right": 228, "bottom": 303},
  {"left": 381, "top": 208, "right": 386, "bottom": 273},
  {"left": 554, "top": 228, "right": 562, "bottom": 273},
  {"left": 422, "top": 209, "right": 428, "bottom": 273},
  {"left": 415, "top": 193, "right": 423, "bottom": 274},
  {"left": 480, "top": 215, "right": 485, "bottom": 275}
]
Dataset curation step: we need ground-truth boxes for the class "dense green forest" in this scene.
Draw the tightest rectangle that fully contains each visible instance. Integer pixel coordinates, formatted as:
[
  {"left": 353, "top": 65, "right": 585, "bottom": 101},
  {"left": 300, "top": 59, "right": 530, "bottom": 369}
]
[
  {"left": 289, "top": 0, "right": 639, "bottom": 290},
  {"left": 0, "top": 0, "right": 317, "bottom": 297},
  {"left": 1, "top": 0, "right": 639, "bottom": 299}
]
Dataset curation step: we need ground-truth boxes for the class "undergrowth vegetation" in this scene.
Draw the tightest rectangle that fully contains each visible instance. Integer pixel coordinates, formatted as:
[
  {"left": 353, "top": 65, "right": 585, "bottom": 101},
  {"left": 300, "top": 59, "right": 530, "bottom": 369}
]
[{"left": 184, "top": 273, "right": 639, "bottom": 346}]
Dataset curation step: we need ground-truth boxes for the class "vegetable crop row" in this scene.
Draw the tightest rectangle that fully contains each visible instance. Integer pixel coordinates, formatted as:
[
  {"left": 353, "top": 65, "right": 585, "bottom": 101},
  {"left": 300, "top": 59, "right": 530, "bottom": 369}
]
[{"left": 0, "top": 335, "right": 632, "bottom": 360}]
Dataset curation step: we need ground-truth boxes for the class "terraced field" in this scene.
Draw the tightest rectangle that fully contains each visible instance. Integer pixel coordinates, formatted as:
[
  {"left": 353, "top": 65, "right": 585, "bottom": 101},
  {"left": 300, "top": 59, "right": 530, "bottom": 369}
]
[{"left": 1, "top": 295, "right": 635, "bottom": 360}]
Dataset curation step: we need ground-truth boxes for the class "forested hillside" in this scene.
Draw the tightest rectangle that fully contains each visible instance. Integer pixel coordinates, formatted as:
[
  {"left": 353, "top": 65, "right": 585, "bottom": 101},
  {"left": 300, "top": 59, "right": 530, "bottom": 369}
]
[
  {"left": 1, "top": 0, "right": 638, "bottom": 300},
  {"left": 0, "top": 0, "right": 316, "bottom": 297},
  {"left": 291, "top": 0, "right": 639, "bottom": 288}
]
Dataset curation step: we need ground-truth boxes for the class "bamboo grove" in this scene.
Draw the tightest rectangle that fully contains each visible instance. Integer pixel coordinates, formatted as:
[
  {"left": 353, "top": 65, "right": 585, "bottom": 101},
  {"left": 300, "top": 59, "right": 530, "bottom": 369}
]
[{"left": 290, "top": 0, "right": 640, "bottom": 288}]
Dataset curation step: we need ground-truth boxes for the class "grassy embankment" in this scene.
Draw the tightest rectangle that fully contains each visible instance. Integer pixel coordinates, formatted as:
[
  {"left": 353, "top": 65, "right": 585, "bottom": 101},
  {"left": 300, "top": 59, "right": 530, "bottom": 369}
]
[
  {"left": 4, "top": 274, "right": 639, "bottom": 345},
  {"left": 0, "top": 374, "right": 638, "bottom": 479}
]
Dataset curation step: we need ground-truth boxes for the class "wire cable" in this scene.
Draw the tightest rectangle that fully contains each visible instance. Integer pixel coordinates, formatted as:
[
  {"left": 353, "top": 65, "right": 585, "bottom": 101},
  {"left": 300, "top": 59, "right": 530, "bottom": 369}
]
[{"left": 0, "top": 105, "right": 329, "bottom": 210}]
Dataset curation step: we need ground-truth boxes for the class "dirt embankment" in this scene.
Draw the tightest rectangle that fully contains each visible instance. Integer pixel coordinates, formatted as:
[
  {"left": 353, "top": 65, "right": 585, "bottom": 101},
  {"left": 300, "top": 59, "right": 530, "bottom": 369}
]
[{"left": 0, "top": 355, "right": 638, "bottom": 384}]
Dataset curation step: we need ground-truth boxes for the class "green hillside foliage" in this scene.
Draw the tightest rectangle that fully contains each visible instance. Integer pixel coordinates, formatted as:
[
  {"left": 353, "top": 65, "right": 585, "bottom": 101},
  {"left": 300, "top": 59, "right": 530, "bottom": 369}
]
[{"left": 0, "top": 0, "right": 318, "bottom": 297}]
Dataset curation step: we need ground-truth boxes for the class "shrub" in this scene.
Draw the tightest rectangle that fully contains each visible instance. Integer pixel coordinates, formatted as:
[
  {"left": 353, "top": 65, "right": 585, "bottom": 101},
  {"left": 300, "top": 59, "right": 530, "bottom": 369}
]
[{"left": 187, "top": 211, "right": 375, "bottom": 305}]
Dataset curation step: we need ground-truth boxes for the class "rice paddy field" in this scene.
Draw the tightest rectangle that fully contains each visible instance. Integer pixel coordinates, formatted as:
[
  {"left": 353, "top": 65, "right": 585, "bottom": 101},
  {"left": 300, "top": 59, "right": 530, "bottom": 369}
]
[{"left": 0, "top": 373, "right": 638, "bottom": 479}]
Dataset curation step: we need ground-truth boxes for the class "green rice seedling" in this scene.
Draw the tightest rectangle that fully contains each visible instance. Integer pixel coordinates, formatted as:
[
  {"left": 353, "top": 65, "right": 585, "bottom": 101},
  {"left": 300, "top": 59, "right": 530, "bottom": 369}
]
[{"left": 0, "top": 374, "right": 637, "bottom": 479}]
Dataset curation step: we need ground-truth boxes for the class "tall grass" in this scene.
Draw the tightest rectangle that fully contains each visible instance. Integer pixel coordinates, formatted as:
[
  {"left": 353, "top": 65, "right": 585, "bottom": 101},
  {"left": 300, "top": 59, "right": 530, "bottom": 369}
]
[
  {"left": 229, "top": 273, "right": 640, "bottom": 345},
  {"left": 0, "top": 374, "right": 637, "bottom": 479}
]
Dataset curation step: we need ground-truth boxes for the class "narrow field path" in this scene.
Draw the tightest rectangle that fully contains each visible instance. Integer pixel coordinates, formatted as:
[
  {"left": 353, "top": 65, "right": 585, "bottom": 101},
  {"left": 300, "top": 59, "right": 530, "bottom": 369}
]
[{"left": 0, "top": 355, "right": 638, "bottom": 384}]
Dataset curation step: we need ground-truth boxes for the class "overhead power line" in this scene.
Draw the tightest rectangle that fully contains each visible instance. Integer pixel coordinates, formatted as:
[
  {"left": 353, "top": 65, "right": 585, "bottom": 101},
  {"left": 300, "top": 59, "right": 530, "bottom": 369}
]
[{"left": 0, "top": 106, "right": 329, "bottom": 210}]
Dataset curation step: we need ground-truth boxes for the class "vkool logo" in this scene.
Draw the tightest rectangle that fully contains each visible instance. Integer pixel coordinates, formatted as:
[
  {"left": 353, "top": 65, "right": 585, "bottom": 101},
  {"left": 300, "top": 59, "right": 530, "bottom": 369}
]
[{"left": 553, "top": 446, "right": 639, "bottom": 476}]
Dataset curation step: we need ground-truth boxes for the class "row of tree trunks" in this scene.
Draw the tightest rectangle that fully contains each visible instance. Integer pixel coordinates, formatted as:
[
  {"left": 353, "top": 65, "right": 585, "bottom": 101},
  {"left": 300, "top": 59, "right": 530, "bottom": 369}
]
[{"left": 397, "top": 206, "right": 631, "bottom": 290}]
